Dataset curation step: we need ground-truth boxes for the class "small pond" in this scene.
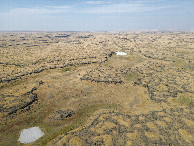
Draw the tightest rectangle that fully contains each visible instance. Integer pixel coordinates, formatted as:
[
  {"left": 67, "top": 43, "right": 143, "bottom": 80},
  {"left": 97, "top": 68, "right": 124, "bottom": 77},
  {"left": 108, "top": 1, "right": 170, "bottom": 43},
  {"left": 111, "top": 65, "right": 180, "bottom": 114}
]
[
  {"left": 116, "top": 51, "right": 127, "bottom": 55},
  {"left": 18, "top": 127, "right": 44, "bottom": 144}
]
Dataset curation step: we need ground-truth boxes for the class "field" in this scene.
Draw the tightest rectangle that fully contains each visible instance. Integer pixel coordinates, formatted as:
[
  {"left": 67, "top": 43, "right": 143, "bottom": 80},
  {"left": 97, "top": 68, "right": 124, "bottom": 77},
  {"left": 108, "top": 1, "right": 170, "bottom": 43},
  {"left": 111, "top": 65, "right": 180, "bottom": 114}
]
[{"left": 0, "top": 31, "right": 193, "bottom": 145}]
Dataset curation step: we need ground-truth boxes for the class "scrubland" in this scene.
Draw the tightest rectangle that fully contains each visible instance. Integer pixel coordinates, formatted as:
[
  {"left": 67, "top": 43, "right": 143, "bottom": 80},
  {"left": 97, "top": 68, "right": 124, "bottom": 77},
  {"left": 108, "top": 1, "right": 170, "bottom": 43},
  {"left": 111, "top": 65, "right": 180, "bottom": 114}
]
[{"left": 0, "top": 31, "right": 193, "bottom": 145}]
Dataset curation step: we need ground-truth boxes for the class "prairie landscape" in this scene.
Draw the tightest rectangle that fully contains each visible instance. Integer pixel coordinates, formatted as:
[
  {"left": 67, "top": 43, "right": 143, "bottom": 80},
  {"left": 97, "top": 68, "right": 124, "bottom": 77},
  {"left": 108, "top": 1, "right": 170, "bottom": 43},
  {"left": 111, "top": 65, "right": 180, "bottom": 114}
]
[{"left": 0, "top": 31, "right": 193, "bottom": 145}]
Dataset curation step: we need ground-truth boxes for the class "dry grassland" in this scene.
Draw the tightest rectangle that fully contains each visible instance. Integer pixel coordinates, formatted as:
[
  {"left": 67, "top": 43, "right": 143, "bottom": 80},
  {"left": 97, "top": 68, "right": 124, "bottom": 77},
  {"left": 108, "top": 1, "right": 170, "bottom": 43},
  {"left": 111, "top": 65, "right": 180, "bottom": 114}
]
[{"left": 0, "top": 31, "right": 193, "bottom": 145}]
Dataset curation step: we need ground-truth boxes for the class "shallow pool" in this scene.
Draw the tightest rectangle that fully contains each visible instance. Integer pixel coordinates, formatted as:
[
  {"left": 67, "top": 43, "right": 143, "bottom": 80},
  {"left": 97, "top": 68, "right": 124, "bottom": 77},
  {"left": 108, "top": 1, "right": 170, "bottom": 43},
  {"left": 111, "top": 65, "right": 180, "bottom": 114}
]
[
  {"left": 18, "top": 127, "right": 44, "bottom": 144},
  {"left": 116, "top": 51, "right": 127, "bottom": 55}
]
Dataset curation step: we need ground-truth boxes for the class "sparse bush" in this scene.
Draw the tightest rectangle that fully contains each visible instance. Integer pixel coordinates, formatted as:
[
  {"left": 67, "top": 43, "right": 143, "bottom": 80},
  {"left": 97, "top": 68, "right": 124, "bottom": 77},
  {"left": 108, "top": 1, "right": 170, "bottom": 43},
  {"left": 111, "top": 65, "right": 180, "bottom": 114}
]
[{"left": 176, "top": 94, "right": 193, "bottom": 106}]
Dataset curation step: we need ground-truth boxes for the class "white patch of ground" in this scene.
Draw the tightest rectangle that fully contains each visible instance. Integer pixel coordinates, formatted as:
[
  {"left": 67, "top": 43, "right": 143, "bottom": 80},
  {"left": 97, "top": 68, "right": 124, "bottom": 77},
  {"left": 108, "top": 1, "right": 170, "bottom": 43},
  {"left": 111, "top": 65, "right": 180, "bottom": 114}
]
[
  {"left": 116, "top": 51, "right": 127, "bottom": 55},
  {"left": 18, "top": 127, "right": 44, "bottom": 144}
]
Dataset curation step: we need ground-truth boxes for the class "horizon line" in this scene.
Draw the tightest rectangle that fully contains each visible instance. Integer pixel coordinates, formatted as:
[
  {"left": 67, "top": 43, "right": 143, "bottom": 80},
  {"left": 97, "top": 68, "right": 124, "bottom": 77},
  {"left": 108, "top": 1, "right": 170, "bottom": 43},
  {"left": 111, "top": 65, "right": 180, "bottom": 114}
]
[{"left": 0, "top": 29, "right": 194, "bottom": 33}]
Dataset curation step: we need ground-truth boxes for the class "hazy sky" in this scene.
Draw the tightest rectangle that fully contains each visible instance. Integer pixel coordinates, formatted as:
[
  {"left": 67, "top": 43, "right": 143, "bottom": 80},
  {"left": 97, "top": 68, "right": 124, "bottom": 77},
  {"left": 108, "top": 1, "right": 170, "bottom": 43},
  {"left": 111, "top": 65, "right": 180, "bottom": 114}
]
[{"left": 0, "top": 0, "right": 194, "bottom": 31}]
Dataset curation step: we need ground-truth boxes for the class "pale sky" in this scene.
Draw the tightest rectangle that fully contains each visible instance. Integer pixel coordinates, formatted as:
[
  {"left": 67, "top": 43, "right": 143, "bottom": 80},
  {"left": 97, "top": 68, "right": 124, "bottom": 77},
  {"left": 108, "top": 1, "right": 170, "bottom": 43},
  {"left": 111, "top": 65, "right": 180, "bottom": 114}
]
[{"left": 0, "top": 0, "right": 194, "bottom": 31}]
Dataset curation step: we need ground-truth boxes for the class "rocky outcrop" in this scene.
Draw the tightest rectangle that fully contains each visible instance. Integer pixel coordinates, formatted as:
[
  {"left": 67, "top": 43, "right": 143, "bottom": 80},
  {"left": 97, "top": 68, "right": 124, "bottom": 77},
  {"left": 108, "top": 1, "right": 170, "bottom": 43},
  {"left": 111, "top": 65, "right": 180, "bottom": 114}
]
[
  {"left": 131, "top": 61, "right": 193, "bottom": 103},
  {"left": 51, "top": 107, "right": 194, "bottom": 146},
  {"left": 81, "top": 66, "right": 123, "bottom": 84},
  {"left": 0, "top": 87, "right": 38, "bottom": 119},
  {"left": 49, "top": 109, "right": 75, "bottom": 120},
  {"left": 0, "top": 52, "right": 115, "bottom": 85}
]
